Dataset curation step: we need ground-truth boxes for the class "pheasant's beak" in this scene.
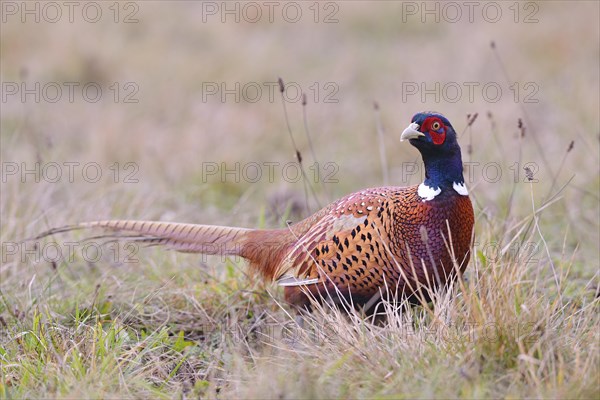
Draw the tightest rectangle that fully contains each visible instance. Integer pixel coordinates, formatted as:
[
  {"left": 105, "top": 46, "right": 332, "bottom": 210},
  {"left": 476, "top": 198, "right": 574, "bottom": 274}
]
[{"left": 400, "top": 123, "right": 425, "bottom": 141}]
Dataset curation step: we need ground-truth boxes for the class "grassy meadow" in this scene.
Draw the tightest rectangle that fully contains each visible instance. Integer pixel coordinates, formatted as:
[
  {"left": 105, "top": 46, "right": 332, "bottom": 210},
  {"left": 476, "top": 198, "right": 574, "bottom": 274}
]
[{"left": 1, "top": 2, "right": 599, "bottom": 398}]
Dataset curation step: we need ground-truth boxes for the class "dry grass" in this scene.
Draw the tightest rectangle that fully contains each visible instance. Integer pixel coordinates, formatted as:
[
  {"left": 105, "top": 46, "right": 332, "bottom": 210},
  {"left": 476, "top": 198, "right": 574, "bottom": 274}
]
[{"left": 1, "top": 2, "right": 599, "bottom": 399}]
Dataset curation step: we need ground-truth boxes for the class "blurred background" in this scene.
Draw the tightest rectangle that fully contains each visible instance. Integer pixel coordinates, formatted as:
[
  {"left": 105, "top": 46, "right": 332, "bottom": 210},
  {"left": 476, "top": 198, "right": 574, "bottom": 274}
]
[{"left": 1, "top": 1, "right": 599, "bottom": 269}]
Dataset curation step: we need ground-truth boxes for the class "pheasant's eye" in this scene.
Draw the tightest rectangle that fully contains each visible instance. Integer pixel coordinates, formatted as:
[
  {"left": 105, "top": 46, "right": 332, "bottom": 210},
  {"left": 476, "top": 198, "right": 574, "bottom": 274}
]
[{"left": 431, "top": 121, "right": 441, "bottom": 130}]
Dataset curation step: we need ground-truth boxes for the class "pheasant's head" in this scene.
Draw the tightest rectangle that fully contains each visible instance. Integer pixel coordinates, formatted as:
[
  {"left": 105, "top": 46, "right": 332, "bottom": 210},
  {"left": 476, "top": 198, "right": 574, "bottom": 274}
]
[
  {"left": 400, "top": 111, "right": 466, "bottom": 198},
  {"left": 400, "top": 111, "right": 459, "bottom": 155}
]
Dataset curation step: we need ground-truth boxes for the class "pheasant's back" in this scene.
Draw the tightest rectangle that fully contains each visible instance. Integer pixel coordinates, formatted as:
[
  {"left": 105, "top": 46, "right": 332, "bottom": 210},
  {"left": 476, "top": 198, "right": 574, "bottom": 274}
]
[{"left": 276, "top": 185, "right": 474, "bottom": 308}]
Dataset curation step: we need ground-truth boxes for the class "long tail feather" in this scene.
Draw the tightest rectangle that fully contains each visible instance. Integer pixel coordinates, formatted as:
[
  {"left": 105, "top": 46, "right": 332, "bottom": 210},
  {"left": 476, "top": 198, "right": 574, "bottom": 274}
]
[
  {"left": 33, "top": 220, "right": 295, "bottom": 281},
  {"left": 35, "top": 220, "right": 253, "bottom": 255}
]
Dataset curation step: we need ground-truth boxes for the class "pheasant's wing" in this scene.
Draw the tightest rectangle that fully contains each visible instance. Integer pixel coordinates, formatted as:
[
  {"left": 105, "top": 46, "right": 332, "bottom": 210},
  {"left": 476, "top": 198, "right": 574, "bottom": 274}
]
[{"left": 275, "top": 188, "right": 404, "bottom": 295}]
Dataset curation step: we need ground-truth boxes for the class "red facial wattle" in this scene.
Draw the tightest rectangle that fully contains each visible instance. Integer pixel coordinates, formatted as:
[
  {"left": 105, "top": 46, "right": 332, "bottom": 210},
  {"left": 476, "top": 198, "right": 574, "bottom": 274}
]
[{"left": 423, "top": 117, "right": 446, "bottom": 145}]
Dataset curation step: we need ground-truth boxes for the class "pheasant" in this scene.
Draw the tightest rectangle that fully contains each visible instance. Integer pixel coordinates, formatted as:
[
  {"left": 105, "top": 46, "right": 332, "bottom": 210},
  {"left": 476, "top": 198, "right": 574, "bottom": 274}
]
[{"left": 37, "top": 112, "right": 474, "bottom": 310}]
